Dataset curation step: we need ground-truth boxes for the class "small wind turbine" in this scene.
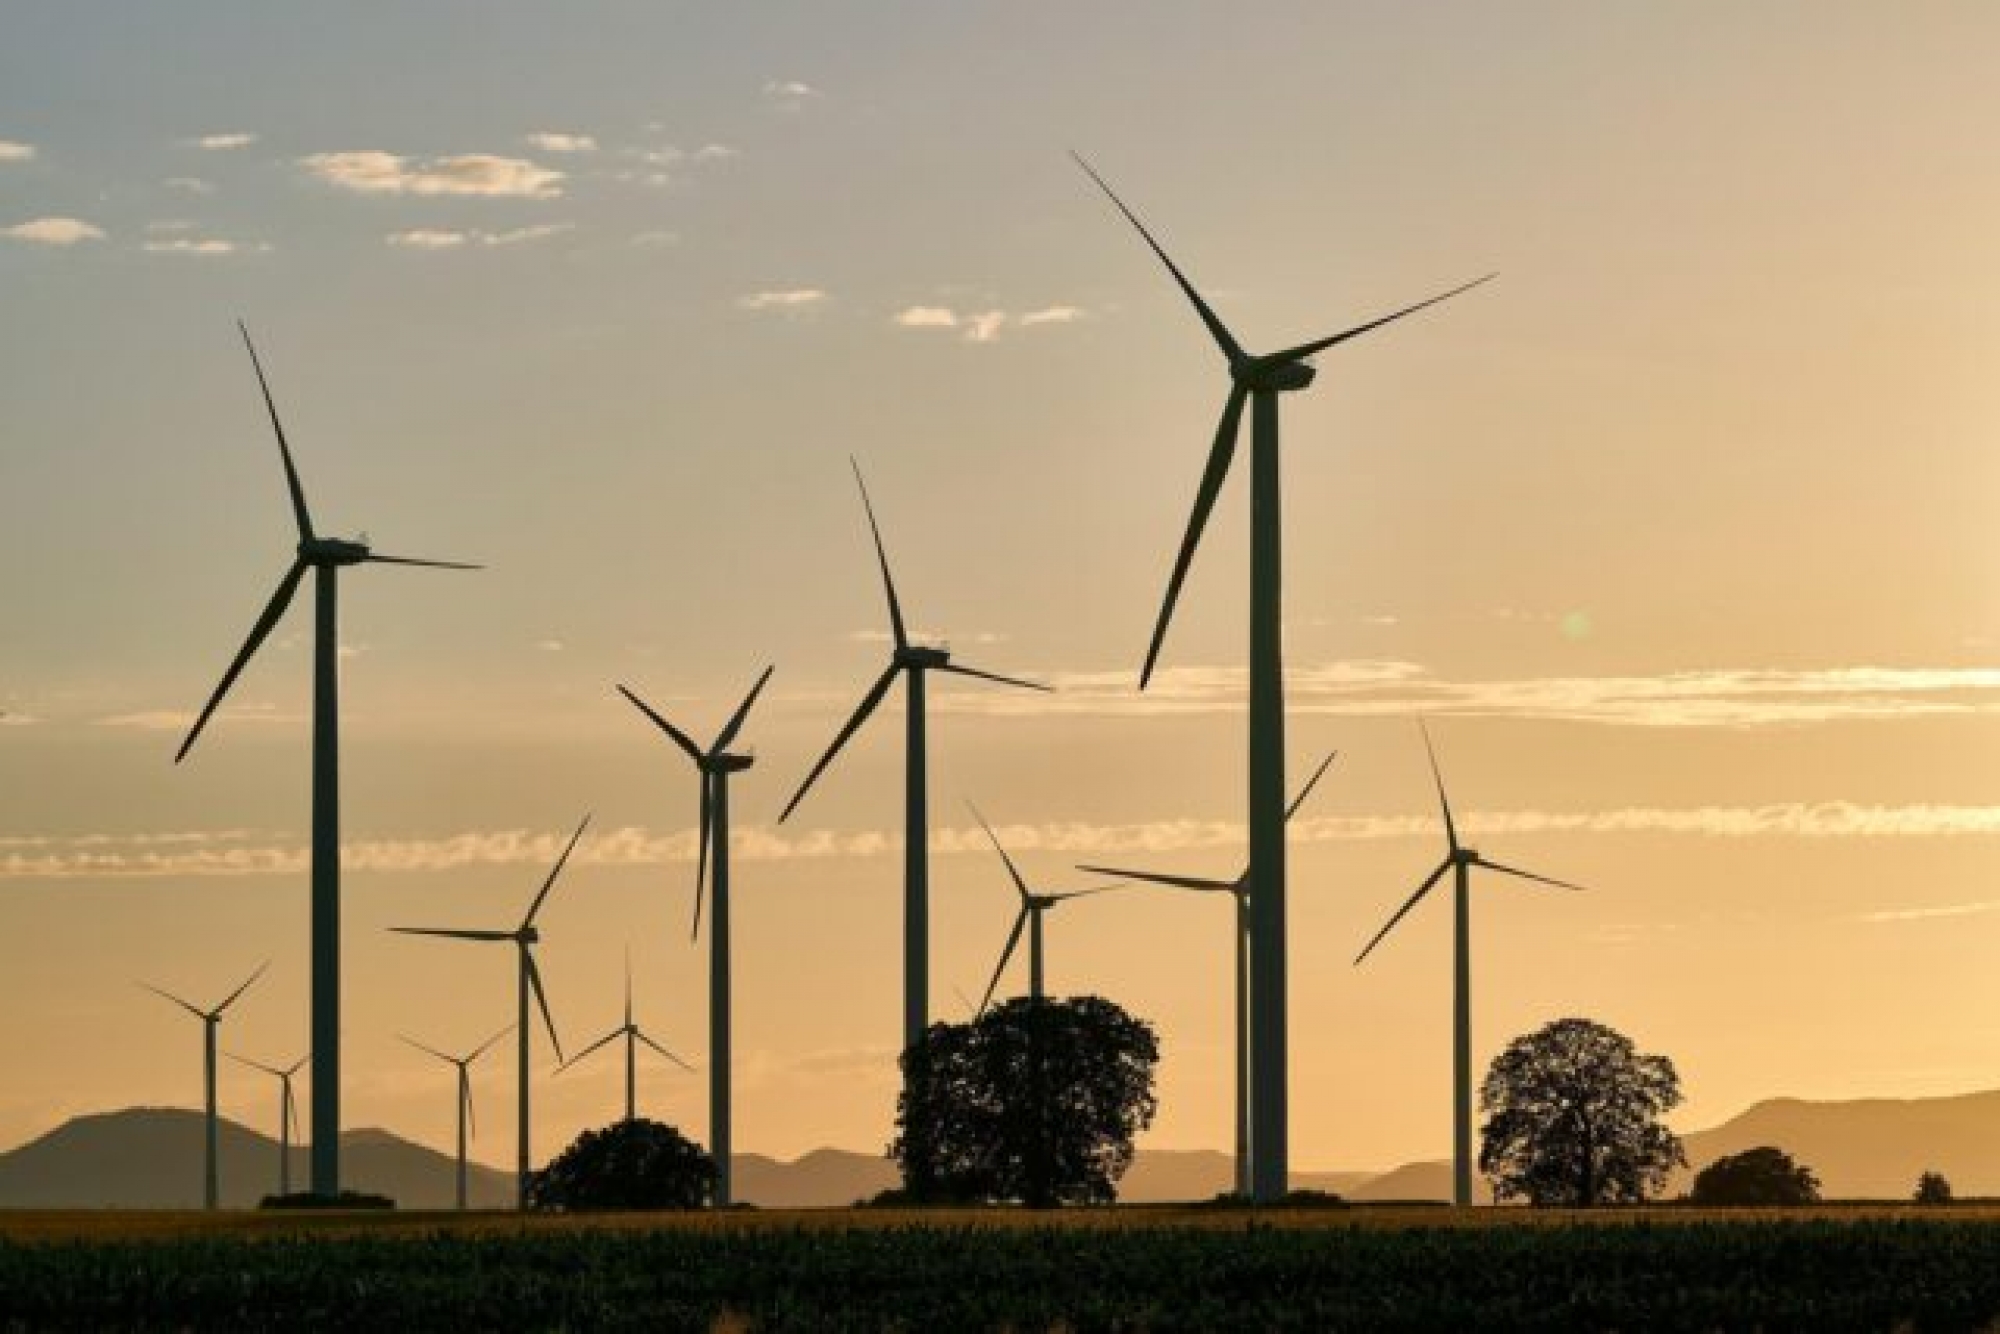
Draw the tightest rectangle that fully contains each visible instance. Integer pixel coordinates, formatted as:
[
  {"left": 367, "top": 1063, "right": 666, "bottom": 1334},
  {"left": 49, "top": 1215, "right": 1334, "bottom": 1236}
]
[
  {"left": 400, "top": 1025, "right": 511, "bottom": 1210},
  {"left": 561, "top": 948, "right": 694, "bottom": 1124},
  {"left": 140, "top": 961, "right": 268, "bottom": 1209},
  {"left": 226, "top": 1050, "right": 308, "bottom": 1198},
  {"left": 1354, "top": 724, "right": 1585, "bottom": 1208},
  {"left": 391, "top": 816, "right": 588, "bottom": 1207},
  {"left": 618, "top": 666, "right": 771, "bottom": 1208},
  {"left": 967, "top": 802, "right": 1124, "bottom": 1011},
  {"left": 1079, "top": 749, "right": 1335, "bottom": 1197},
  {"left": 1077, "top": 152, "right": 1487, "bottom": 1200},
  {"left": 177, "top": 323, "right": 478, "bottom": 1199},
  {"left": 780, "top": 461, "right": 1047, "bottom": 1119}
]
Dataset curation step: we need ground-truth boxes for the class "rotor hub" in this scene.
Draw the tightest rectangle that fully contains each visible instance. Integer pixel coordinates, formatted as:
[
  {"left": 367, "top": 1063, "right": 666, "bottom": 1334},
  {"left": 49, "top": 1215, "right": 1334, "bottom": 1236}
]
[
  {"left": 300, "top": 537, "right": 369, "bottom": 567},
  {"left": 1234, "top": 358, "right": 1317, "bottom": 393},
  {"left": 897, "top": 645, "right": 950, "bottom": 669}
]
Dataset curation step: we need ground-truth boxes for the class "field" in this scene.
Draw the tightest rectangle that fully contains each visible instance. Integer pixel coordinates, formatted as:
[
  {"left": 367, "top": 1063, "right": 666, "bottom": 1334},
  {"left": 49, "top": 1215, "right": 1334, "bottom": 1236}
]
[{"left": 3, "top": 1205, "right": 2000, "bottom": 1330}]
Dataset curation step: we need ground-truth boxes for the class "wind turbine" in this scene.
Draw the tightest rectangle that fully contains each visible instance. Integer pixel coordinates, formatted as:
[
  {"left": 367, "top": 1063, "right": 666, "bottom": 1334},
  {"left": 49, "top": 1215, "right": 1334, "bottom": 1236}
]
[
  {"left": 391, "top": 816, "right": 588, "bottom": 1207},
  {"left": 561, "top": 948, "right": 694, "bottom": 1124},
  {"left": 780, "top": 460, "right": 1047, "bottom": 1131},
  {"left": 967, "top": 803, "right": 1124, "bottom": 1011},
  {"left": 175, "top": 323, "right": 478, "bottom": 1199},
  {"left": 618, "top": 666, "right": 771, "bottom": 1208},
  {"left": 1079, "top": 749, "right": 1335, "bottom": 1198},
  {"left": 226, "top": 1050, "right": 308, "bottom": 1198},
  {"left": 1354, "top": 724, "right": 1585, "bottom": 1208},
  {"left": 140, "top": 961, "right": 268, "bottom": 1209},
  {"left": 1076, "top": 154, "right": 1488, "bottom": 1200},
  {"left": 400, "top": 1025, "right": 511, "bottom": 1210}
]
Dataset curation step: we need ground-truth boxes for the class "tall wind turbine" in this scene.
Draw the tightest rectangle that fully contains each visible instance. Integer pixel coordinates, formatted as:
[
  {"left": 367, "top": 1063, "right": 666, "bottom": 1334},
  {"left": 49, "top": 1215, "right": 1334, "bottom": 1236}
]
[
  {"left": 780, "top": 461, "right": 1047, "bottom": 1117},
  {"left": 618, "top": 666, "right": 771, "bottom": 1208},
  {"left": 141, "top": 961, "right": 268, "bottom": 1209},
  {"left": 1075, "top": 155, "right": 1489, "bottom": 1200},
  {"left": 400, "top": 1025, "right": 511, "bottom": 1210},
  {"left": 968, "top": 803, "right": 1124, "bottom": 1011},
  {"left": 226, "top": 1050, "right": 308, "bottom": 1198},
  {"left": 1080, "top": 749, "right": 1335, "bottom": 1197},
  {"left": 392, "top": 816, "right": 587, "bottom": 1206},
  {"left": 176, "top": 323, "right": 478, "bottom": 1198},
  {"left": 561, "top": 949, "right": 694, "bottom": 1123},
  {"left": 1354, "top": 724, "right": 1584, "bottom": 1208}
]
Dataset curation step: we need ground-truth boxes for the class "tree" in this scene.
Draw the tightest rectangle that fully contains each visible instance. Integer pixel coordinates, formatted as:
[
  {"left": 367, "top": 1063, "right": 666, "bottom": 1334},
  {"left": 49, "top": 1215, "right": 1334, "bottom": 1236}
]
[
  {"left": 1478, "top": 1017, "right": 1685, "bottom": 1206},
  {"left": 526, "top": 1118, "right": 716, "bottom": 1211},
  {"left": 1915, "top": 1170, "right": 1953, "bottom": 1205},
  {"left": 892, "top": 995, "right": 1159, "bottom": 1207},
  {"left": 1689, "top": 1146, "right": 1820, "bottom": 1205}
]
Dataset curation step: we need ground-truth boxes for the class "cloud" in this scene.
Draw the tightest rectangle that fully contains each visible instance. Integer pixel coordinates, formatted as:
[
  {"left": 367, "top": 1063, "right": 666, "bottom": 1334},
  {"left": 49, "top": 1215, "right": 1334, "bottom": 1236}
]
[
  {"left": 764, "top": 79, "right": 819, "bottom": 102},
  {"left": 0, "top": 141, "right": 34, "bottom": 163},
  {"left": 893, "top": 306, "right": 958, "bottom": 329},
  {"left": 3, "top": 217, "right": 103, "bottom": 246},
  {"left": 94, "top": 703, "right": 294, "bottom": 731},
  {"left": 301, "top": 151, "right": 564, "bottom": 199},
  {"left": 964, "top": 311, "right": 1007, "bottom": 344},
  {"left": 163, "top": 176, "right": 213, "bottom": 194},
  {"left": 943, "top": 661, "right": 2000, "bottom": 729},
  {"left": 142, "top": 237, "right": 251, "bottom": 256},
  {"left": 1018, "top": 305, "right": 1085, "bottom": 326},
  {"left": 534, "top": 639, "right": 565, "bottom": 652},
  {"left": 386, "top": 223, "right": 572, "bottom": 249},
  {"left": 523, "top": 131, "right": 596, "bottom": 153},
  {"left": 848, "top": 627, "right": 1008, "bottom": 647},
  {"left": 739, "top": 289, "right": 828, "bottom": 312},
  {"left": 189, "top": 132, "right": 256, "bottom": 151},
  {"left": 386, "top": 228, "right": 465, "bottom": 250},
  {"left": 1857, "top": 899, "right": 2000, "bottom": 925},
  {"left": 693, "top": 144, "right": 739, "bottom": 162},
  {"left": 892, "top": 304, "right": 1086, "bottom": 343},
  {"left": 630, "top": 229, "right": 679, "bottom": 248}
]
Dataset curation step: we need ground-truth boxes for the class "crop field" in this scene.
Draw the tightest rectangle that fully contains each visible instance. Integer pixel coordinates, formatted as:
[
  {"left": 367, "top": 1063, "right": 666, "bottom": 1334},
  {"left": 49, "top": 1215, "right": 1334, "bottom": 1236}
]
[{"left": 3, "top": 1206, "right": 2000, "bottom": 1330}]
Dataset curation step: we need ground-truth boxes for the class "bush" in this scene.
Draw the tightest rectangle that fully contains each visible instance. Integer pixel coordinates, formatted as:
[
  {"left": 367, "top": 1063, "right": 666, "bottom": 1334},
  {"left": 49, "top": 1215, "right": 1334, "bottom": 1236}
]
[
  {"left": 526, "top": 1118, "right": 716, "bottom": 1211},
  {"left": 1690, "top": 1147, "right": 1821, "bottom": 1206},
  {"left": 1916, "top": 1171, "right": 1954, "bottom": 1205}
]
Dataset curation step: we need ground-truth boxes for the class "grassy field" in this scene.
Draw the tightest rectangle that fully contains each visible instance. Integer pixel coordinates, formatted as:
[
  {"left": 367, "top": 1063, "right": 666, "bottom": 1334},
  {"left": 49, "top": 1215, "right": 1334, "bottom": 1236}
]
[{"left": 3, "top": 1205, "right": 1999, "bottom": 1329}]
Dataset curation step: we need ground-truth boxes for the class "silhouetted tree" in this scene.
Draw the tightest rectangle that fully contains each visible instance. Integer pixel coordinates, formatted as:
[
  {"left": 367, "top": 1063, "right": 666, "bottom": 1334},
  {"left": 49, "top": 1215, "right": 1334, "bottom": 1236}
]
[
  {"left": 1478, "top": 1017, "right": 1684, "bottom": 1206},
  {"left": 892, "top": 995, "right": 1159, "bottom": 1207},
  {"left": 1689, "top": 1146, "right": 1820, "bottom": 1205},
  {"left": 526, "top": 1118, "right": 716, "bottom": 1210},
  {"left": 1915, "top": 1170, "right": 1953, "bottom": 1205}
]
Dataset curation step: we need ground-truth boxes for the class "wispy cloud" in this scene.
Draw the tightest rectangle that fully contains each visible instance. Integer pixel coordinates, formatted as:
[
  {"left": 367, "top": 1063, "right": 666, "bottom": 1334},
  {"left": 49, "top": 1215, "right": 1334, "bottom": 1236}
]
[
  {"left": 142, "top": 237, "right": 261, "bottom": 256},
  {"left": 848, "top": 627, "right": 1008, "bottom": 647},
  {"left": 944, "top": 661, "right": 2000, "bottom": 728},
  {"left": 891, "top": 304, "right": 1086, "bottom": 343},
  {"left": 630, "top": 229, "right": 679, "bottom": 248},
  {"left": 386, "top": 223, "right": 571, "bottom": 249},
  {"left": 93, "top": 702, "right": 296, "bottom": 731},
  {"left": 522, "top": 131, "right": 596, "bottom": 153},
  {"left": 3, "top": 217, "right": 103, "bottom": 246},
  {"left": 764, "top": 79, "right": 820, "bottom": 109},
  {"left": 1857, "top": 899, "right": 2000, "bottom": 925},
  {"left": 163, "top": 176, "right": 213, "bottom": 194},
  {"left": 302, "top": 151, "right": 564, "bottom": 199},
  {"left": 693, "top": 144, "right": 738, "bottom": 162},
  {"left": 0, "top": 141, "right": 35, "bottom": 163},
  {"left": 739, "top": 288, "right": 828, "bottom": 313},
  {"left": 1018, "top": 306, "right": 1085, "bottom": 326},
  {"left": 188, "top": 132, "right": 257, "bottom": 151}
]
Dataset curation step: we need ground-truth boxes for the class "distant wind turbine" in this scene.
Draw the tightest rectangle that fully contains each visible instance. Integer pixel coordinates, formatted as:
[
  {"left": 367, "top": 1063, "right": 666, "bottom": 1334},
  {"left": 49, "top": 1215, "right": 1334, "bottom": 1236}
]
[
  {"left": 141, "top": 961, "right": 268, "bottom": 1209},
  {"left": 226, "top": 1050, "right": 308, "bottom": 1198},
  {"left": 780, "top": 461, "right": 1047, "bottom": 1131},
  {"left": 618, "top": 667, "right": 771, "bottom": 1208},
  {"left": 1354, "top": 724, "right": 1584, "bottom": 1208},
  {"left": 967, "top": 802, "right": 1125, "bottom": 1011},
  {"left": 400, "top": 1025, "right": 512, "bottom": 1210},
  {"left": 1080, "top": 749, "right": 1335, "bottom": 1197},
  {"left": 392, "top": 816, "right": 588, "bottom": 1207},
  {"left": 561, "top": 948, "right": 694, "bottom": 1124},
  {"left": 176, "top": 323, "right": 478, "bottom": 1199},
  {"left": 1076, "top": 152, "right": 1488, "bottom": 1200}
]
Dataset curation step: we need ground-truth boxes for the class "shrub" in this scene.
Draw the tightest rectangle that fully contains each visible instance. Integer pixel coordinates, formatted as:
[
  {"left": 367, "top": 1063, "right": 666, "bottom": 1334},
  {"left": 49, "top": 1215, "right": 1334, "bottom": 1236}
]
[
  {"left": 1690, "top": 1147, "right": 1821, "bottom": 1206},
  {"left": 526, "top": 1118, "right": 716, "bottom": 1211}
]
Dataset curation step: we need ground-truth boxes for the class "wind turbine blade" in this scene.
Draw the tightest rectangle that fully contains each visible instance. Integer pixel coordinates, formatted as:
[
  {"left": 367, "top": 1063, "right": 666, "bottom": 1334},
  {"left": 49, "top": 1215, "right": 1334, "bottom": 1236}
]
[
  {"left": 936, "top": 663, "right": 1051, "bottom": 693},
  {"left": 523, "top": 951, "right": 562, "bottom": 1062},
  {"left": 285, "top": 1085, "right": 299, "bottom": 1143},
  {"left": 285, "top": 1054, "right": 311, "bottom": 1077},
  {"left": 559, "top": 1027, "right": 622, "bottom": 1072},
  {"left": 1266, "top": 273, "right": 1496, "bottom": 365},
  {"left": 522, "top": 814, "right": 591, "bottom": 928},
  {"left": 175, "top": 558, "right": 308, "bottom": 763},
  {"left": 978, "top": 908, "right": 1031, "bottom": 1014},
  {"left": 226, "top": 1052, "right": 283, "bottom": 1077},
  {"left": 850, "top": 458, "right": 909, "bottom": 650},
  {"left": 778, "top": 663, "right": 899, "bottom": 822},
  {"left": 214, "top": 960, "right": 269, "bottom": 1016},
  {"left": 1076, "top": 865, "right": 1234, "bottom": 892},
  {"left": 615, "top": 685, "right": 704, "bottom": 763},
  {"left": 237, "top": 322, "right": 314, "bottom": 542},
  {"left": 966, "top": 801, "right": 1032, "bottom": 903},
  {"left": 711, "top": 664, "right": 775, "bottom": 756},
  {"left": 398, "top": 1034, "right": 457, "bottom": 1066},
  {"left": 462, "top": 1075, "right": 476, "bottom": 1142},
  {"left": 1140, "top": 384, "right": 1248, "bottom": 689},
  {"left": 468, "top": 1023, "right": 515, "bottom": 1064},
  {"left": 623, "top": 946, "right": 632, "bottom": 1029},
  {"left": 1047, "top": 884, "right": 1129, "bottom": 903},
  {"left": 1354, "top": 859, "right": 1453, "bottom": 966},
  {"left": 1419, "top": 720, "right": 1459, "bottom": 853},
  {"left": 140, "top": 983, "right": 206, "bottom": 1020},
  {"left": 692, "top": 773, "right": 711, "bottom": 941},
  {"left": 1070, "top": 154, "right": 1245, "bottom": 365},
  {"left": 1474, "top": 857, "right": 1587, "bottom": 893},
  {"left": 390, "top": 927, "right": 514, "bottom": 942},
  {"left": 1285, "top": 749, "right": 1340, "bottom": 823},
  {"left": 363, "top": 554, "right": 482, "bottom": 570},
  {"left": 636, "top": 1030, "right": 695, "bottom": 1071}
]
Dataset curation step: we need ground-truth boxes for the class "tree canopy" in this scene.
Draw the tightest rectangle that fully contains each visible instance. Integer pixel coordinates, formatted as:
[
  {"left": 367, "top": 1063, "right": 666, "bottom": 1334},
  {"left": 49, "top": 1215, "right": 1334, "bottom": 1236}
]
[
  {"left": 526, "top": 1118, "right": 717, "bottom": 1211},
  {"left": 892, "top": 995, "right": 1159, "bottom": 1206},
  {"left": 1478, "top": 1016, "right": 1685, "bottom": 1206},
  {"left": 1689, "top": 1146, "right": 1820, "bottom": 1206}
]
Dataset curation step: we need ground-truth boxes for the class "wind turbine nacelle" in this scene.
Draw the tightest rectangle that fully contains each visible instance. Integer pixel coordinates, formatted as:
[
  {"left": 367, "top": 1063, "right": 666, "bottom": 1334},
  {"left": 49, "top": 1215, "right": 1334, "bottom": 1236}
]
[
  {"left": 518, "top": 926, "right": 540, "bottom": 945},
  {"left": 710, "top": 753, "right": 755, "bottom": 774},
  {"left": 1238, "top": 359, "right": 1317, "bottom": 392},
  {"left": 897, "top": 646, "right": 951, "bottom": 670},
  {"left": 300, "top": 537, "right": 370, "bottom": 566}
]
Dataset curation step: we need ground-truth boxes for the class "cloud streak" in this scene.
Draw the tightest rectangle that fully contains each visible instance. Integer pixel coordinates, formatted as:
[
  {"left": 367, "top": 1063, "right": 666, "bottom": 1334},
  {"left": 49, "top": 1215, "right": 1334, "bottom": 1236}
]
[
  {"left": 0, "top": 141, "right": 35, "bottom": 162},
  {"left": 740, "top": 289, "right": 828, "bottom": 312},
  {"left": 386, "top": 224, "right": 571, "bottom": 249},
  {"left": 4, "top": 217, "right": 103, "bottom": 246},
  {"left": 891, "top": 304, "right": 1086, "bottom": 344},
  {"left": 302, "top": 151, "right": 564, "bottom": 199}
]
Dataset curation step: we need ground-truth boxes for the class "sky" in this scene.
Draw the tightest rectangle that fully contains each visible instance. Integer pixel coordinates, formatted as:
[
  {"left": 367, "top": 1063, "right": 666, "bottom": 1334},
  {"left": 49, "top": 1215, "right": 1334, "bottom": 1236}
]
[{"left": 3, "top": 1, "right": 1999, "bottom": 1176}]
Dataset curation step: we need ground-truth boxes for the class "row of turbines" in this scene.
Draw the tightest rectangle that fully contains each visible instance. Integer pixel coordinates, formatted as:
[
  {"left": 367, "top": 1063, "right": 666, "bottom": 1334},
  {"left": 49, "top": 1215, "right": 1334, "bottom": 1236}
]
[{"left": 166, "top": 156, "right": 1575, "bottom": 1209}]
